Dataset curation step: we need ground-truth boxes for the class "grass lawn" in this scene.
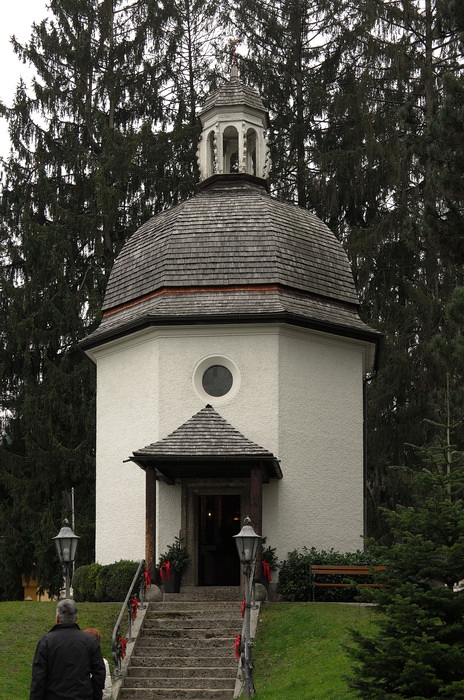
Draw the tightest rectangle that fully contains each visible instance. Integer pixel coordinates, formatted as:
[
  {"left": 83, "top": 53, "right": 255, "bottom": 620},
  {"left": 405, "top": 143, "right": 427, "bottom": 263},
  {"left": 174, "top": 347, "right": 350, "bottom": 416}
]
[
  {"left": 1, "top": 599, "right": 377, "bottom": 700},
  {"left": 252, "top": 602, "right": 377, "bottom": 700},
  {"left": 0, "top": 601, "right": 121, "bottom": 700}
]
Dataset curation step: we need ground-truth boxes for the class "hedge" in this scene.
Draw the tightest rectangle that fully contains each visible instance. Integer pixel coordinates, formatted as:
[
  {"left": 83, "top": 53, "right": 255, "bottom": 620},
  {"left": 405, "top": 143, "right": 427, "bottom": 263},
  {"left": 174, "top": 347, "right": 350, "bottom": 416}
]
[
  {"left": 73, "top": 560, "right": 141, "bottom": 602},
  {"left": 278, "top": 547, "right": 383, "bottom": 602}
]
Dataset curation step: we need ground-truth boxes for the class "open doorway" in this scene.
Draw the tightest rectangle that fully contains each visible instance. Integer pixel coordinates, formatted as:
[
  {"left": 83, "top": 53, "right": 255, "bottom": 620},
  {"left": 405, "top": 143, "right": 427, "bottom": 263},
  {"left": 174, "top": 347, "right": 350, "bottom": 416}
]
[{"left": 198, "top": 494, "right": 241, "bottom": 586}]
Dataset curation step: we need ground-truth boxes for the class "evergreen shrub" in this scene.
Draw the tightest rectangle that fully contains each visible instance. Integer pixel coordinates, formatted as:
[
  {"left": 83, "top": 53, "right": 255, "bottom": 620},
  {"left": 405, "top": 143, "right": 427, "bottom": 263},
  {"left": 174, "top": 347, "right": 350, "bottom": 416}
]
[
  {"left": 94, "top": 564, "right": 112, "bottom": 602},
  {"left": 278, "top": 547, "right": 381, "bottom": 602},
  {"left": 73, "top": 560, "right": 139, "bottom": 602},
  {"left": 102, "top": 560, "right": 140, "bottom": 602},
  {"left": 73, "top": 563, "right": 102, "bottom": 602}
]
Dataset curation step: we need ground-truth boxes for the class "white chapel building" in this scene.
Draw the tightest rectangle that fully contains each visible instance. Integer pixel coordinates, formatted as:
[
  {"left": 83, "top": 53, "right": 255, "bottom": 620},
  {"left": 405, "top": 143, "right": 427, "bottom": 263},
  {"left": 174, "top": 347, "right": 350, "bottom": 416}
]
[{"left": 81, "top": 68, "right": 380, "bottom": 586}]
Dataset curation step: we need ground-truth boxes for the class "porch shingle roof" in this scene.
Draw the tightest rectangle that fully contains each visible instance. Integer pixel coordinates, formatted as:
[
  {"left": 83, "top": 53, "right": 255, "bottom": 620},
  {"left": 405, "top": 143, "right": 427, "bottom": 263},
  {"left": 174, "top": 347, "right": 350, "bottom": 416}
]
[{"left": 129, "top": 404, "right": 282, "bottom": 482}]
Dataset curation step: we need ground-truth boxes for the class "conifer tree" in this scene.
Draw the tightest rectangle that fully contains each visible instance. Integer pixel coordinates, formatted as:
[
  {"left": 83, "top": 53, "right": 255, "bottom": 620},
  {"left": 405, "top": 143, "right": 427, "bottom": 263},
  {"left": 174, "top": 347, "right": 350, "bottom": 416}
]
[
  {"left": 0, "top": 0, "right": 220, "bottom": 598},
  {"left": 227, "top": 0, "right": 464, "bottom": 538},
  {"left": 226, "top": 0, "right": 368, "bottom": 209},
  {"left": 358, "top": 0, "right": 464, "bottom": 537},
  {"left": 348, "top": 407, "right": 464, "bottom": 698}
]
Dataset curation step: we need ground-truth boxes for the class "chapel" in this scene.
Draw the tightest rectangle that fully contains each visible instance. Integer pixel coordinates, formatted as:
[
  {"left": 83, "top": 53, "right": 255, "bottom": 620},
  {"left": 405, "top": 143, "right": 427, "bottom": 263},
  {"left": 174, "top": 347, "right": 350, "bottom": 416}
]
[{"left": 81, "top": 64, "right": 380, "bottom": 586}]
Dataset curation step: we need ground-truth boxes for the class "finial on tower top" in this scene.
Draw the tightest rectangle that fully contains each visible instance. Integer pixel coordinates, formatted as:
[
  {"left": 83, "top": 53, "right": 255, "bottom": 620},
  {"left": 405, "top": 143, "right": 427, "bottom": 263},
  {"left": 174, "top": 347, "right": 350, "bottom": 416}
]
[{"left": 229, "top": 38, "right": 241, "bottom": 79}]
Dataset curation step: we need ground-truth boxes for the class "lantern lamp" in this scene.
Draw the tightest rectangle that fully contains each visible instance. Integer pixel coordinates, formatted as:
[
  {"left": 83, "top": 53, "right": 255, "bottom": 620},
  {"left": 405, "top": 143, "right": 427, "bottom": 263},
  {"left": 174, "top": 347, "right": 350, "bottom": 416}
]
[{"left": 233, "top": 516, "right": 261, "bottom": 564}]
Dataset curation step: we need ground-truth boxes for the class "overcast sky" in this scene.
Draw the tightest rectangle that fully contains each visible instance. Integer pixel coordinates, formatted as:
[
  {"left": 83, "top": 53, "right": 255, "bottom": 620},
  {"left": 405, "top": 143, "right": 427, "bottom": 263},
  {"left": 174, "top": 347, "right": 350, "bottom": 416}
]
[{"left": 0, "top": 0, "right": 49, "bottom": 159}]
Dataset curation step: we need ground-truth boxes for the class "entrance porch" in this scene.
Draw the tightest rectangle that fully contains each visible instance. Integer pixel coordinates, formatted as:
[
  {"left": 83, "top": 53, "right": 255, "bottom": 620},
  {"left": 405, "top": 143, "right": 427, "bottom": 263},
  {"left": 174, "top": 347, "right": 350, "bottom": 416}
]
[{"left": 128, "top": 404, "right": 282, "bottom": 583}]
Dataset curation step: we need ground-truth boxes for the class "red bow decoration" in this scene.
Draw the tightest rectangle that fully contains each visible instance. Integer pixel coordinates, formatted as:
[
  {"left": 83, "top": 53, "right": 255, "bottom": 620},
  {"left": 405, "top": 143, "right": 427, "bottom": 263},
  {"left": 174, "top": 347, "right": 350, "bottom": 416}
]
[
  {"left": 241, "top": 600, "right": 246, "bottom": 619},
  {"left": 144, "top": 569, "right": 152, "bottom": 589},
  {"left": 119, "top": 637, "right": 127, "bottom": 660},
  {"left": 262, "top": 561, "right": 272, "bottom": 582},
  {"left": 130, "top": 597, "right": 139, "bottom": 619},
  {"left": 233, "top": 635, "right": 241, "bottom": 660},
  {"left": 160, "top": 561, "right": 171, "bottom": 582}
]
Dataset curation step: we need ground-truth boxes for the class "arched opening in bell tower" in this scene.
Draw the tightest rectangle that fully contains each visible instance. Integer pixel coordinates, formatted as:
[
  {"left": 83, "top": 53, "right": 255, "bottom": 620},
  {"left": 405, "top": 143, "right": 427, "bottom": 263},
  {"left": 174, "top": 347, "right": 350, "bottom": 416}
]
[
  {"left": 206, "top": 130, "right": 215, "bottom": 178},
  {"left": 223, "top": 125, "right": 239, "bottom": 173},
  {"left": 246, "top": 128, "right": 258, "bottom": 176}
]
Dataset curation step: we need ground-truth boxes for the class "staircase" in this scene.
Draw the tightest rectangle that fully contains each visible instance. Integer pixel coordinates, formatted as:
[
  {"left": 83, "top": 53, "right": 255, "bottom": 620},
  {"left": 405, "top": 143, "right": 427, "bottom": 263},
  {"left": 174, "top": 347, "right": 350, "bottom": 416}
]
[{"left": 118, "top": 587, "right": 243, "bottom": 700}]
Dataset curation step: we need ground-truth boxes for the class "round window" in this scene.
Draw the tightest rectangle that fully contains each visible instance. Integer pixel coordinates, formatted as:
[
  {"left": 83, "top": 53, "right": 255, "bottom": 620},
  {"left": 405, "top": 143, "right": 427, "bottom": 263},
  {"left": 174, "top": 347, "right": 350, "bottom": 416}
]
[
  {"left": 202, "top": 365, "right": 233, "bottom": 397},
  {"left": 193, "top": 355, "right": 240, "bottom": 404}
]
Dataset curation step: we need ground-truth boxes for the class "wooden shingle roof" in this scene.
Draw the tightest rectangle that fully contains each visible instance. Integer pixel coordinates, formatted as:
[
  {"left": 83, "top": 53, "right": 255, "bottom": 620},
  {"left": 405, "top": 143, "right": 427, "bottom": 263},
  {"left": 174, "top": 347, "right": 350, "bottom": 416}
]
[
  {"left": 81, "top": 176, "right": 380, "bottom": 354},
  {"left": 199, "top": 75, "right": 267, "bottom": 117},
  {"left": 102, "top": 178, "right": 359, "bottom": 312},
  {"left": 81, "top": 286, "right": 379, "bottom": 349},
  {"left": 129, "top": 404, "right": 282, "bottom": 483}
]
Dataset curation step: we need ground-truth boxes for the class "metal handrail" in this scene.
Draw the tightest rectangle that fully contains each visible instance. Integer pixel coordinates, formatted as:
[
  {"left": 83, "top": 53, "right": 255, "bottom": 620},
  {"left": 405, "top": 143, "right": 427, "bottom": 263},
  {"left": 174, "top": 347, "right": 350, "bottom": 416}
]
[
  {"left": 239, "top": 562, "right": 258, "bottom": 698},
  {"left": 111, "top": 558, "right": 146, "bottom": 678}
]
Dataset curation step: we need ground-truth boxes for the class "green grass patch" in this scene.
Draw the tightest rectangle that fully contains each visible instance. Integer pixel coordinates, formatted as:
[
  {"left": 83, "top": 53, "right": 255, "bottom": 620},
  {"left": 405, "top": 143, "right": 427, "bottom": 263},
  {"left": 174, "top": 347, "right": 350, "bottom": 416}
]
[
  {"left": 252, "top": 603, "right": 377, "bottom": 700},
  {"left": 0, "top": 601, "right": 121, "bottom": 700}
]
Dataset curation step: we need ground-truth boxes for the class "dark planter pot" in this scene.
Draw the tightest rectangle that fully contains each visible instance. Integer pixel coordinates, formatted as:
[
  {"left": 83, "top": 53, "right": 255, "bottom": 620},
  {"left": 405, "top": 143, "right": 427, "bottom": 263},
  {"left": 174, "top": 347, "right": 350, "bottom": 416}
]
[
  {"left": 163, "top": 568, "right": 182, "bottom": 593},
  {"left": 259, "top": 565, "right": 272, "bottom": 590}
]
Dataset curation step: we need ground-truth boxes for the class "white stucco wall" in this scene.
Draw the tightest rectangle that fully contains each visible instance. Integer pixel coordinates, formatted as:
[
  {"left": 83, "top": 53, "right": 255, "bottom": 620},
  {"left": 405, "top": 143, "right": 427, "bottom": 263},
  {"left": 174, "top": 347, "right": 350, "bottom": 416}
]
[
  {"left": 262, "top": 326, "right": 366, "bottom": 565},
  {"left": 89, "top": 322, "right": 369, "bottom": 568},
  {"left": 91, "top": 333, "right": 159, "bottom": 564},
  {"left": 152, "top": 325, "right": 279, "bottom": 558}
]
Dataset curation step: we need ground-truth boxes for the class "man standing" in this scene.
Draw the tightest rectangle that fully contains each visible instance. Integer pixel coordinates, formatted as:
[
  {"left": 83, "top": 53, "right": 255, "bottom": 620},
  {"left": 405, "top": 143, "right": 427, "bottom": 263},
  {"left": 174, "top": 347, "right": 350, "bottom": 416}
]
[{"left": 30, "top": 598, "right": 106, "bottom": 700}]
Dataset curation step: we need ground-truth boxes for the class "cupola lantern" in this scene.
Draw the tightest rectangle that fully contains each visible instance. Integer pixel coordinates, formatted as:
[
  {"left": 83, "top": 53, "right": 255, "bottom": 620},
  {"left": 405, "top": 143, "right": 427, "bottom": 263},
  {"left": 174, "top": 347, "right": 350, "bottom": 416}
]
[{"left": 197, "top": 48, "right": 271, "bottom": 182}]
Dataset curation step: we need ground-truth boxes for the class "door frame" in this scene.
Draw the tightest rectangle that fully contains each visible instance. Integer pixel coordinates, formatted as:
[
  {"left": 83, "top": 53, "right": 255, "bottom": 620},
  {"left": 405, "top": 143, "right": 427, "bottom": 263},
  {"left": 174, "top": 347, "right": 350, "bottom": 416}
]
[{"left": 182, "top": 478, "right": 250, "bottom": 586}]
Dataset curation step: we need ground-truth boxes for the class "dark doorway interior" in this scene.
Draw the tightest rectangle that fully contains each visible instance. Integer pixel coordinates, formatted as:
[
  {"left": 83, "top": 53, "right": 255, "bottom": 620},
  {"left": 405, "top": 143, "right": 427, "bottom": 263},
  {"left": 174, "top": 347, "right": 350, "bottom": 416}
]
[{"left": 198, "top": 494, "right": 241, "bottom": 586}]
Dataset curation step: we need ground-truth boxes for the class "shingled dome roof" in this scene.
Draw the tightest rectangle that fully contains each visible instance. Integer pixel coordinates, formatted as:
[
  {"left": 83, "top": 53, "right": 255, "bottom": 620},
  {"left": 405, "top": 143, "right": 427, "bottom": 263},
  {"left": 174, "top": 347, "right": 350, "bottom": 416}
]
[
  {"left": 81, "top": 73, "right": 380, "bottom": 353},
  {"left": 103, "top": 179, "right": 358, "bottom": 311}
]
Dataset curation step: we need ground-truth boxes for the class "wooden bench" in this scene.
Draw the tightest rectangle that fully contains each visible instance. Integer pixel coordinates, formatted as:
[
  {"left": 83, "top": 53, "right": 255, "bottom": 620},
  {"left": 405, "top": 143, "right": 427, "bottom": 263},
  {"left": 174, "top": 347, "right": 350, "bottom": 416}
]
[{"left": 309, "top": 564, "right": 387, "bottom": 601}]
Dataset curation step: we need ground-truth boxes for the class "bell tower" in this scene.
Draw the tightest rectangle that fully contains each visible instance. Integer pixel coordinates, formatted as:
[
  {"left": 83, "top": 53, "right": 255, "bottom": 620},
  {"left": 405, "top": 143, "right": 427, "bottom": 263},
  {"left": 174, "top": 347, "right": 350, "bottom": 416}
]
[{"left": 197, "top": 47, "right": 271, "bottom": 182}]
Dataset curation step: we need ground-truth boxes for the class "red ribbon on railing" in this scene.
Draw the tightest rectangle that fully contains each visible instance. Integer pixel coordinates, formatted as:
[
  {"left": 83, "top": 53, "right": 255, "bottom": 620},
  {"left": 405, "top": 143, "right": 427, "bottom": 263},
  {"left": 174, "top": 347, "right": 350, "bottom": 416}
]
[
  {"left": 262, "top": 561, "right": 272, "bottom": 582},
  {"left": 130, "top": 597, "right": 139, "bottom": 619},
  {"left": 160, "top": 561, "right": 171, "bottom": 582},
  {"left": 241, "top": 600, "right": 246, "bottom": 619},
  {"left": 233, "top": 635, "right": 241, "bottom": 660},
  {"left": 119, "top": 637, "right": 127, "bottom": 660},
  {"left": 144, "top": 568, "right": 152, "bottom": 589}
]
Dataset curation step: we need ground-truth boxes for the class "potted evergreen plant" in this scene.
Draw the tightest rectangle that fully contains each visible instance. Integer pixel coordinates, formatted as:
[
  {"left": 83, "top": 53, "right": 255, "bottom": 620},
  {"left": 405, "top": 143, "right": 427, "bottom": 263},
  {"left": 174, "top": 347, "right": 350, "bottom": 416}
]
[
  {"left": 259, "top": 542, "right": 279, "bottom": 589},
  {"left": 158, "top": 536, "right": 190, "bottom": 593}
]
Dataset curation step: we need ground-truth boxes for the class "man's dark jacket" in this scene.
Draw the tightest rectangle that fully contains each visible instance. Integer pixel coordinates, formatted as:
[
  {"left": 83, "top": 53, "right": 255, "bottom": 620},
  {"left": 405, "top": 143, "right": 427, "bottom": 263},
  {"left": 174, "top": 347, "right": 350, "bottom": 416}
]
[{"left": 30, "top": 622, "right": 105, "bottom": 700}]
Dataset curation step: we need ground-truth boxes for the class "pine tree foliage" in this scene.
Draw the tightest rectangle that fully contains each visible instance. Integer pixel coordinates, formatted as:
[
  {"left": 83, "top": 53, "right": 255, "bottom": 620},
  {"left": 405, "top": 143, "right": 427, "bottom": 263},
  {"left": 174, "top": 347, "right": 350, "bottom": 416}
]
[
  {"left": 359, "top": 0, "right": 464, "bottom": 537},
  {"left": 225, "top": 0, "right": 464, "bottom": 537},
  {"left": 145, "top": 0, "right": 222, "bottom": 204},
  {"left": 0, "top": 0, "right": 222, "bottom": 598},
  {"left": 224, "top": 0, "right": 369, "bottom": 209},
  {"left": 348, "top": 412, "right": 464, "bottom": 699}
]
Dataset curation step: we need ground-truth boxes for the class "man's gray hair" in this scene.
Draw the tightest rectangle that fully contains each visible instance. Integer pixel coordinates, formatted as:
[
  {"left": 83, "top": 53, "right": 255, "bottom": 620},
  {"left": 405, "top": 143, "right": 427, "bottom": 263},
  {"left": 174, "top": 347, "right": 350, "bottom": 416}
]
[{"left": 56, "top": 598, "right": 78, "bottom": 623}]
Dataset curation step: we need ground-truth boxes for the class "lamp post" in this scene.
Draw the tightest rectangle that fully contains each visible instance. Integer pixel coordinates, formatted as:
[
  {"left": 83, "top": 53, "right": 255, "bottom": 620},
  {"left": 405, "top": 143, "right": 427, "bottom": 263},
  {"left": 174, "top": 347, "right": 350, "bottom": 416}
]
[
  {"left": 234, "top": 517, "right": 261, "bottom": 698},
  {"left": 52, "top": 519, "right": 80, "bottom": 599}
]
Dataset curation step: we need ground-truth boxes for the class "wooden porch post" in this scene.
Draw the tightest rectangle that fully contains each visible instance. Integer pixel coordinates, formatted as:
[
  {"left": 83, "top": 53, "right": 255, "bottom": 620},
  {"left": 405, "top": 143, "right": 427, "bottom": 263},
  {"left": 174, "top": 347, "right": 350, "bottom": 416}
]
[
  {"left": 250, "top": 465, "right": 263, "bottom": 535},
  {"left": 146, "top": 468, "right": 156, "bottom": 580},
  {"left": 250, "top": 464, "right": 263, "bottom": 574}
]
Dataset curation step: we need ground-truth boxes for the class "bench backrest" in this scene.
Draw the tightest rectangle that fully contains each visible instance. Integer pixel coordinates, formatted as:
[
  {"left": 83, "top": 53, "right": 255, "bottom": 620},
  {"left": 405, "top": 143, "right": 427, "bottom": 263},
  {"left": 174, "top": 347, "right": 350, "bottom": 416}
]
[{"left": 310, "top": 565, "right": 386, "bottom": 575}]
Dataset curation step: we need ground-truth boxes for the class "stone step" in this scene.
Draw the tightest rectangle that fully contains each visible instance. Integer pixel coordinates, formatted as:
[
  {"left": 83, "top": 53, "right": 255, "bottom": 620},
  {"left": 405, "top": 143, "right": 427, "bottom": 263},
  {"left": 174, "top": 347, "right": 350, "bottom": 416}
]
[
  {"left": 142, "top": 628, "right": 238, "bottom": 639},
  {"left": 128, "top": 666, "right": 235, "bottom": 679},
  {"left": 149, "top": 601, "right": 242, "bottom": 611},
  {"left": 119, "top": 689, "right": 234, "bottom": 699},
  {"left": 124, "top": 676, "right": 234, "bottom": 689},
  {"left": 144, "top": 618, "right": 239, "bottom": 630},
  {"left": 163, "top": 586, "right": 242, "bottom": 602},
  {"left": 133, "top": 656, "right": 236, "bottom": 668},
  {"left": 146, "top": 609, "right": 240, "bottom": 620},
  {"left": 136, "top": 637, "right": 234, "bottom": 650}
]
